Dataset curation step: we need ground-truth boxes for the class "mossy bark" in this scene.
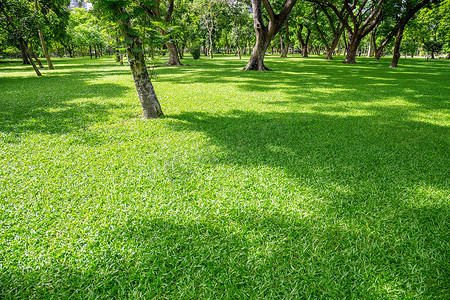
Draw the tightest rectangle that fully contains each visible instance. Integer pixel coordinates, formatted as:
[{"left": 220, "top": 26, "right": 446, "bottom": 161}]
[{"left": 116, "top": 8, "right": 163, "bottom": 119}]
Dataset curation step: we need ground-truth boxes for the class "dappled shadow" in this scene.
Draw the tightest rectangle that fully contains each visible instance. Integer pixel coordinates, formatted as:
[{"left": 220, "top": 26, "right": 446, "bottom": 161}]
[
  {"left": 2, "top": 200, "right": 448, "bottom": 298},
  {"left": 163, "top": 109, "right": 448, "bottom": 296},
  {"left": 154, "top": 56, "right": 449, "bottom": 112},
  {"left": 168, "top": 109, "right": 448, "bottom": 193},
  {"left": 1, "top": 56, "right": 448, "bottom": 298},
  {"left": 0, "top": 60, "right": 134, "bottom": 143}
]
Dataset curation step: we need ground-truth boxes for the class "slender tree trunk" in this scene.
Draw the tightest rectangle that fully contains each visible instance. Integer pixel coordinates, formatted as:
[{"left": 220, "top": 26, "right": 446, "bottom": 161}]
[
  {"left": 390, "top": 24, "right": 406, "bottom": 68},
  {"left": 115, "top": 37, "right": 121, "bottom": 62},
  {"left": 19, "top": 41, "right": 30, "bottom": 65},
  {"left": 20, "top": 38, "right": 41, "bottom": 76},
  {"left": 29, "top": 44, "right": 44, "bottom": 68},
  {"left": 280, "top": 25, "right": 289, "bottom": 58},
  {"left": 116, "top": 7, "right": 163, "bottom": 118},
  {"left": 208, "top": 29, "right": 214, "bottom": 59},
  {"left": 176, "top": 41, "right": 183, "bottom": 59},
  {"left": 280, "top": 33, "right": 287, "bottom": 58},
  {"left": 38, "top": 29, "right": 54, "bottom": 69}
]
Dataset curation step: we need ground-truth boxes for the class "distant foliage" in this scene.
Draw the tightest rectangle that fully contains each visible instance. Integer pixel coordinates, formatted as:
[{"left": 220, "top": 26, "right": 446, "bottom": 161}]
[
  {"left": 424, "top": 41, "right": 444, "bottom": 58},
  {"left": 191, "top": 44, "right": 201, "bottom": 59}
]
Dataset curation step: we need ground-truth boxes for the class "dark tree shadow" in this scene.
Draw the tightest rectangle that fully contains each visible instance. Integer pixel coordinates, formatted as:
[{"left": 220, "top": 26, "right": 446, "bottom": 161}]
[
  {"left": 0, "top": 56, "right": 448, "bottom": 298},
  {"left": 0, "top": 60, "right": 135, "bottom": 144}
]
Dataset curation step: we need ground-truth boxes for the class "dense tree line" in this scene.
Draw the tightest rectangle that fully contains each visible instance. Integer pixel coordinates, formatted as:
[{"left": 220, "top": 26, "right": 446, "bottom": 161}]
[{"left": 1, "top": 0, "right": 449, "bottom": 117}]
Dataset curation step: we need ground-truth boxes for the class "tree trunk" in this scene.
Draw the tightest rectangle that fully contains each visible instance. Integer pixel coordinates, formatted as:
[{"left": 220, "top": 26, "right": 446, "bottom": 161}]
[
  {"left": 343, "top": 33, "right": 361, "bottom": 63},
  {"left": 166, "top": 41, "right": 183, "bottom": 65},
  {"left": 297, "top": 25, "right": 310, "bottom": 58},
  {"left": 19, "top": 41, "right": 30, "bottom": 65},
  {"left": 280, "top": 33, "right": 287, "bottom": 58},
  {"left": 29, "top": 44, "right": 44, "bottom": 68},
  {"left": 176, "top": 41, "right": 183, "bottom": 59},
  {"left": 390, "top": 24, "right": 405, "bottom": 68},
  {"left": 243, "top": 0, "right": 297, "bottom": 71},
  {"left": 243, "top": 31, "right": 272, "bottom": 70},
  {"left": 280, "top": 24, "right": 290, "bottom": 58},
  {"left": 38, "top": 29, "right": 54, "bottom": 69},
  {"left": 20, "top": 38, "right": 41, "bottom": 76},
  {"left": 116, "top": 7, "right": 163, "bottom": 118},
  {"left": 208, "top": 29, "right": 214, "bottom": 59}
]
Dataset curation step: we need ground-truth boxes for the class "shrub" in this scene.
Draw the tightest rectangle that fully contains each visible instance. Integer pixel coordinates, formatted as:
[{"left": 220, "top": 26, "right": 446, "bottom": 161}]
[{"left": 191, "top": 45, "right": 201, "bottom": 59}]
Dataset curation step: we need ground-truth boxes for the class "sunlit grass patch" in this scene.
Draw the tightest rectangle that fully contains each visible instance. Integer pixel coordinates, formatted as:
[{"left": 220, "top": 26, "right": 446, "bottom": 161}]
[{"left": 0, "top": 55, "right": 449, "bottom": 299}]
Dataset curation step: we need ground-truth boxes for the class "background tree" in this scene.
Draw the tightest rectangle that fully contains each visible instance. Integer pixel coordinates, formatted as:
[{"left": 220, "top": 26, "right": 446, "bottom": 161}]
[
  {"left": 243, "top": 0, "right": 298, "bottom": 71},
  {"left": 94, "top": 0, "right": 163, "bottom": 118},
  {"left": 309, "top": 0, "right": 385, "bottom": 63},
  {"left": 312, "top": 4, "right": 345, "bottom": 59},
  {"left": 0, "top": 0, "right": 42, "bottom": 75}
]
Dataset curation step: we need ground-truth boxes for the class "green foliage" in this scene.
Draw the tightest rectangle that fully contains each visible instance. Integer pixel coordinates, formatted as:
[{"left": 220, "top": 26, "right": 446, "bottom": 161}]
[
  {"left": 0, "top": 56, "right": 449, "bottom": 298},
  {"left": 424, "top": 40, "right": 444, "bottom": 55},
  {"left": 190, "top": 43, "right": 200, "bottom": 58},
  {"left": 401, "top": 41, "right": 418, "bottom": 56}
]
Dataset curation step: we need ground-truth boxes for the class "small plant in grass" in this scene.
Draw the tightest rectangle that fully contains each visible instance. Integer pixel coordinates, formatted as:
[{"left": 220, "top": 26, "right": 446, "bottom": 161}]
[{"left": 191, "top": 44, "right": 201, "bottom": 59}]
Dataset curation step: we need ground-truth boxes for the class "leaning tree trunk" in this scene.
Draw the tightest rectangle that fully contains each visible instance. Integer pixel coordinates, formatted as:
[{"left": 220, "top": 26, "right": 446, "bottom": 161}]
[
  {"left": 38, "top": 29, "right": 54, "bottom": 70},
  {"left": 19, "top": 41, "right": 30, "bottom": 65},
  {"left": 29, "top": 44, "right": 44, "bottom": 68},
  {"left": 20, "top": 38, "right": 41, "bottom": 76},
  {"left": 390, "top": 24, "right": 406, "bottom": 68},
  {"left": 117, "top": 8, "right": 163, "bottom": 119}
]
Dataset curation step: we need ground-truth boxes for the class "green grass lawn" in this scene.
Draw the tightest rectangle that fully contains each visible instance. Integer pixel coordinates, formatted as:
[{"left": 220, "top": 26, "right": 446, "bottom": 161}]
[{"left": 0, "top": 54, "right": 449, "bottom": 299}]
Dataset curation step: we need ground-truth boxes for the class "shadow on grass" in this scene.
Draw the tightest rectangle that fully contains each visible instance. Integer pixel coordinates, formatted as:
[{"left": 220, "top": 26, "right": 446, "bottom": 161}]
[
  {"left": 162, "top": 109, "right": 448, "bottom": 297},
  {"left": 0, "top": 56, "right": 448, "bottom": 298},
  {"left": 0, "top": 61, "right": 134, "bottom": 143},
  {"left": 1, "top": 202, "right": 447, "bottom": 298},
  {"left": 155, "top": 56, "right": 449, "bottom": 112}
]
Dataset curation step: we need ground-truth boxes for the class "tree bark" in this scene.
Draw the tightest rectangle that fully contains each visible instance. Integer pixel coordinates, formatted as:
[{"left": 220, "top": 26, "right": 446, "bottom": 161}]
[
  {"left": 297, "top": 24, "right": 310, "bottom": 58},
  {"left": 38, "top": 29, "right": 54, "bottom": 69},
  {"left": 116, "top": 7, "right": 163, "bottom": 118},
  {"left": 166, "top": 41, "right": 183, "bottom": 65},
  {"left": 243, "top": 0, "right": 297, "bottom": 71},
  {"left": 308, "top": 0, "right": 384, "bottom": 64},
  {"left": 29, "top": 44, "right": 44, "bottom": 68},
  {"left": 390, "top": 24, "right": 406, "bottom": 68},
  {"left": 344, "top": 33, "right": 362, "bottom": 63},
  {"left": 19, "top": 41, "right": 30, "bottom": 65},
  {"left": 280, "top": 24, "right": 290, "bottom": 58},
  {"left": 244, "top": 30, "right": 272, "bottom": 70},
  {"left": 20, "top": 38, "right": 42, "bottom": 76}
]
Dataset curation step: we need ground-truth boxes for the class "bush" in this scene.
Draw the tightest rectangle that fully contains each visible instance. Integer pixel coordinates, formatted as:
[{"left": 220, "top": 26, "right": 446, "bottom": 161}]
[{"left": 191, "top": 45, "right": 201, "bottom": 59}]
